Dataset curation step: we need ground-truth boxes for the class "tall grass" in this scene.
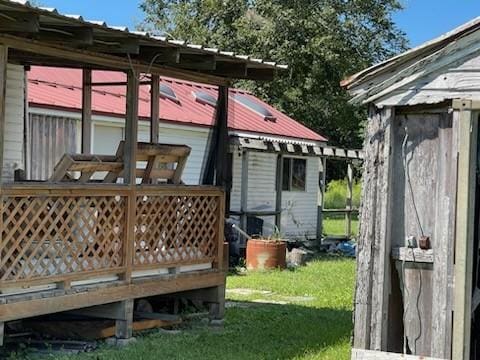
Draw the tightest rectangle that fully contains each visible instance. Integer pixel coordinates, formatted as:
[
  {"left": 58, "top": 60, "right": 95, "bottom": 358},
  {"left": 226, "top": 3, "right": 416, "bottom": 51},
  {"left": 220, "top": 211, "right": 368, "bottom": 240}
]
[{"left": 324, "top": 179, "right": 361, "bottom": 210}]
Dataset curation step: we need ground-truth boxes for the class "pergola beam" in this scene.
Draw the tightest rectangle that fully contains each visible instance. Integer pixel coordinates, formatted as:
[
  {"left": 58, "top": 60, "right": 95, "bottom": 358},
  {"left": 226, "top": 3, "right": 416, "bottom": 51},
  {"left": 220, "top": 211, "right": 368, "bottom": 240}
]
[
  {"left": 81, "top": 69, "right": 92, "bottom": 154},
  {"left": 0, "top": 11, "right": 39, "bottom": 33},
  {"left": 150, "top": 74, "right": 160, "bottom": 143}
]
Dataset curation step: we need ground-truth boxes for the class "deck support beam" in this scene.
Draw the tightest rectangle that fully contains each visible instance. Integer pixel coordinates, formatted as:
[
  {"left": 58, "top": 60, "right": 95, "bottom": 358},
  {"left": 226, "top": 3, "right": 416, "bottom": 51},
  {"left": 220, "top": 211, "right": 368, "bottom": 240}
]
[
  {"left": 115, "top": 299, "right": 134, "bottom": 340},
  {"left": 81, "top": 68, "right": 92, "bottom": 154}
]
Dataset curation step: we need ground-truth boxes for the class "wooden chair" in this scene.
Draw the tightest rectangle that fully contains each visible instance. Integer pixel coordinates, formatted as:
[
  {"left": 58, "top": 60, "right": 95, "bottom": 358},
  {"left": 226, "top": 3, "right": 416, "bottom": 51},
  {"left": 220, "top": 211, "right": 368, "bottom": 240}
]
[{"left": 49, "top": 154, "right": 123, "bottom": 182}]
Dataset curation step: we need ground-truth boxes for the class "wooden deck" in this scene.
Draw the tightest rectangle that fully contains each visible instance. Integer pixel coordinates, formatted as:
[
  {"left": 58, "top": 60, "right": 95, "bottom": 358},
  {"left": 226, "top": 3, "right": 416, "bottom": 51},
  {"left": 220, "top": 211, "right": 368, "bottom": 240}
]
[{"left": 0, "top": 183, "right": 226, "bottom": 324}]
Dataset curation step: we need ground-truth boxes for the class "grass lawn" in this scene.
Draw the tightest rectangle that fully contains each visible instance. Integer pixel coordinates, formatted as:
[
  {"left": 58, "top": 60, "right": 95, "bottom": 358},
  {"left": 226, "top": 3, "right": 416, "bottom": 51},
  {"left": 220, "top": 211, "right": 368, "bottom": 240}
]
[
  {"left": 14, "top": 258, "right": 355, "bottom": 360},
  {"left": 323, "top": 216, "right": 359, "bottom": 238}
]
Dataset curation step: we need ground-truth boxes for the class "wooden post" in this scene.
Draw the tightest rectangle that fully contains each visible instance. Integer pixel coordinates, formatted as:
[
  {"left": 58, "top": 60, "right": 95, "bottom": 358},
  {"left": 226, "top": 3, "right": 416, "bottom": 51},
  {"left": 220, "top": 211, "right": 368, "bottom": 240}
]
[
  {"left": 321, "top": 157, "right": 327, "bottom": 208},
  {"left": 345, "top": 161, "right": 353, "bottom": 238},
  {"left": 115, "top": 299, "right": 134, "bottom": 340},
  {"left": 275, "top": 154, "right": 283, "bottom": 231},
  {"left": 122, "top": 70, "right": 139, "bottom": 286},
  {"left": 317, "top": 156, "right": 326, "bottom": 241},
  {"left": 452, "top": 100, "right": 477, "bottom": 360},
  {"left": 240, "top": 151, "right": 249, "bottom": 233},
  {"left": 202, "top": 84, "right": 229, "bottom": 190},
  {"left": 124, "top": 70, "right": 139, "bottom": 185},
  {"left": 0, "top": 45, "right": 8, "bottom": 183},
  {"left": 81, "top": 69, "right": 92, "bottom": 154},
  {"left": 150, "top": 74, "right": 160, "bottom": 143},
  {"left": 215, "top": 85, "right": 229, "bottom": 190}
]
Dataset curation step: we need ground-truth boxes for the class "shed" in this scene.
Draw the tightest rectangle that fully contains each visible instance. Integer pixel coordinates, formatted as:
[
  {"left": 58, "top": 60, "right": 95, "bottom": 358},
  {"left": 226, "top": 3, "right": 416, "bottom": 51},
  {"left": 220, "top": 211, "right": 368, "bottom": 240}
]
[{"left": 343, "top": 17, "right": 480, "bottom": 360}]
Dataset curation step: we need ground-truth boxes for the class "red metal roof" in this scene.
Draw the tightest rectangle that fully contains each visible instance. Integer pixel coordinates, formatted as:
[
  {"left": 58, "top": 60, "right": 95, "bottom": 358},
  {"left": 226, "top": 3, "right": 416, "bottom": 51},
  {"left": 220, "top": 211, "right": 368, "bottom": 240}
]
[{"left": 27, "top": 67, "right": 326, "bottom": 142}]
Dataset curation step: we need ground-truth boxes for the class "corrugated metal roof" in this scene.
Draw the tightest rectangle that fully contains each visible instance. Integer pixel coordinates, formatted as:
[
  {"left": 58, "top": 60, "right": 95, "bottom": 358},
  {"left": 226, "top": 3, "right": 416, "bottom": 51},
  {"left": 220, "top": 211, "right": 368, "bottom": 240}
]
[
  {"left": 2, "top": 0, "right": 287, "bottom": 72},
  {"left": 28, "top": 67, "right": 326, "bottom": 142},
  {"left": 341, "top": 16, "right": 480, "bottom": 90}
]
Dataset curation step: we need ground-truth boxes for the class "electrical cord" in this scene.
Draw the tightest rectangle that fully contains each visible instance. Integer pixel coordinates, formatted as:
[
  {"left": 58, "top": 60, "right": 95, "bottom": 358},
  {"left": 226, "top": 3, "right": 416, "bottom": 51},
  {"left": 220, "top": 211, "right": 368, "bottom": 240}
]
[{"left": 401, "top": 125, "right": 424, "bottom": 354}]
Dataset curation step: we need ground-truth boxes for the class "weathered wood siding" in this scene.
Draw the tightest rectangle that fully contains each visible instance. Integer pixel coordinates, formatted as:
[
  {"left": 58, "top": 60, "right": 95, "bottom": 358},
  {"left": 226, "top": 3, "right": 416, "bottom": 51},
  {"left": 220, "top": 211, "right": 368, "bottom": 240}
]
[
  {"left": 3, "top": 64, "right": 25, "bottom": 181},
  {"left": 354, "top": 105, "right": 457, "bottom": 358}
]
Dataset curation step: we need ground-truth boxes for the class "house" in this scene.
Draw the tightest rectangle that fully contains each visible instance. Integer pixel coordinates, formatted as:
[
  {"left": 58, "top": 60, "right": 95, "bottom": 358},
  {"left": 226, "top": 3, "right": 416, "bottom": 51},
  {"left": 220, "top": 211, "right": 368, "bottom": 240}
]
[
  {"left": 24, "top": 66, "right": 363, "bottom": 245},
  {"left": 343, "top": 17, "right": 480, "bottom": 360},
  {"left": 0, "top": 0, "right": 292, "bottom": 346}
]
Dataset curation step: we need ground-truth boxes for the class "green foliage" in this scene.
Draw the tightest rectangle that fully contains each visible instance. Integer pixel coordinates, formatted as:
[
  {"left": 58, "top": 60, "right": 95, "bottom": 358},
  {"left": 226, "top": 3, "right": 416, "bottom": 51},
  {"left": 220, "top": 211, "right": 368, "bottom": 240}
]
[
  {"left": 324, "top": 179, "right": 361, "bottom": 209},
  {"left": 138, "top": 0, "right": 407, "bottom": 148}
]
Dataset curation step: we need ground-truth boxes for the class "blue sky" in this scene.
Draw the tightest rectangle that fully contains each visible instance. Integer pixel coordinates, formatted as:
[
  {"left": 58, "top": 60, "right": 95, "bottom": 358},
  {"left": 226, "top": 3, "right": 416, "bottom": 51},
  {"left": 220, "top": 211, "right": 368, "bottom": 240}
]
[{"left": 39, "top": 0, "right": 480, "bottom": 48}]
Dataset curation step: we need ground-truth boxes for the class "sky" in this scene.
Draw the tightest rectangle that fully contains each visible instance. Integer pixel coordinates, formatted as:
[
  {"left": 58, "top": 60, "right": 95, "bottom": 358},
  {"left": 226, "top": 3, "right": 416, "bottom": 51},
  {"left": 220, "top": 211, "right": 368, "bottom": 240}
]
[{"left": 38, "top": 0, "right": 480, "bottom": 48}]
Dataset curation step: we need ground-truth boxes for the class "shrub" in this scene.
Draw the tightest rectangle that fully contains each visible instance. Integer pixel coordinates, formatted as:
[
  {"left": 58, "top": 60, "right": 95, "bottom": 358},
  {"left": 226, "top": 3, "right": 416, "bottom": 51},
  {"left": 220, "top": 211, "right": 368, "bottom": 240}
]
[{"left": 324, "top": 179, "right": 361, "bottom": 209}]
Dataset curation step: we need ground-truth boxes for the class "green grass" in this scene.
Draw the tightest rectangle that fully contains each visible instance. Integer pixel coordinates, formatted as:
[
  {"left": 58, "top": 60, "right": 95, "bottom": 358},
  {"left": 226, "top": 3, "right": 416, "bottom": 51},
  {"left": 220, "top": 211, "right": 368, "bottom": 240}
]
[
  {"left": 19, "top": 258, "right": 355, "bottom": 360},
  {"left": 323, "top": 216, "right": 359, "bottom": 237}
]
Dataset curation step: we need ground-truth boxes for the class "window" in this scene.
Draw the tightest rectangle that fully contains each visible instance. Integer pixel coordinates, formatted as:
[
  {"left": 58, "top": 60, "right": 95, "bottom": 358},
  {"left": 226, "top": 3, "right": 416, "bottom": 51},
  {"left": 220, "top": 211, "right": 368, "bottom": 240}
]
[
  {"left": 233, "top": 93, "right": 276, "bottom": 121},
  {"left": 282, "top": 157, "right": 306, "bottom": 191}
]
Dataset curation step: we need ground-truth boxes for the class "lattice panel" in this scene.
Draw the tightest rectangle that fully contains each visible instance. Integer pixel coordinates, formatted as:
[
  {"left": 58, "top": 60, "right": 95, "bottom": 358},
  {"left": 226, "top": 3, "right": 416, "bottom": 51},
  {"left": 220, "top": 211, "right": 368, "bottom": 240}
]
[
  {"left": 134, "top": 195, "right": 219, "bottom": 267},
  {"left": 0, "top": 195, "right": 126, "bottom": 283}
]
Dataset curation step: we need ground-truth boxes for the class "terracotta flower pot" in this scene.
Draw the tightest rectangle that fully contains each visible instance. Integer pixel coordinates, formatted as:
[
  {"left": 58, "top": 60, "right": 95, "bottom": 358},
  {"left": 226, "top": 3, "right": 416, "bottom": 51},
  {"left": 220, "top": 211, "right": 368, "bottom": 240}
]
[{"left": 246, "top": 239, "right": 287, "bottom": 270}]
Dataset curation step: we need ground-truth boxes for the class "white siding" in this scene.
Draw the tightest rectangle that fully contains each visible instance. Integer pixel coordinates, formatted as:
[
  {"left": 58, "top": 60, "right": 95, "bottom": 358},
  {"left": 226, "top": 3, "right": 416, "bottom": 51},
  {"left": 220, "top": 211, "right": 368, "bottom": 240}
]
[
  {"left": 155, "top": 125, "right": 210, "bottom": 185},
  {"left": 3, "top": 64, "right": 25, "bottom": 181},
  {"left": 230, "top": 151, "right": 319, "bottom": 239},
  {"left": 281, "top": 157, "right": 319, "bottom": 239}
]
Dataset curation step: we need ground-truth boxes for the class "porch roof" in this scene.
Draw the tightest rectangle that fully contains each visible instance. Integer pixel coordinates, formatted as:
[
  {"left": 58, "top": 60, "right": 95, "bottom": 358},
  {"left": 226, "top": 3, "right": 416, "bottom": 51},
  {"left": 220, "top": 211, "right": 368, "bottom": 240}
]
[{"left": 0, "top": 0, "right": 287, "bottom": 84}]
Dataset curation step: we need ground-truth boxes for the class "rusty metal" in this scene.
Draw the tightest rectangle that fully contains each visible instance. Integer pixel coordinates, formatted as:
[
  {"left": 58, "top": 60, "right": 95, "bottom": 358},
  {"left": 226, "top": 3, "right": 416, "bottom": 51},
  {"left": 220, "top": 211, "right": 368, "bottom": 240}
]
[{"left": 419, "top": 235, "right": 431, "bottom": 250}]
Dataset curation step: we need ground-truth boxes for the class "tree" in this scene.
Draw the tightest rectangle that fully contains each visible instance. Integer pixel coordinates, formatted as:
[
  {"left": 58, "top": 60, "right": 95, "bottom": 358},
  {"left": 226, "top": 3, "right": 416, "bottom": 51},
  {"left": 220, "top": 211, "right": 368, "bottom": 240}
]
[{"left": 139, "top": 0, "right": 407, "bottom": 148}]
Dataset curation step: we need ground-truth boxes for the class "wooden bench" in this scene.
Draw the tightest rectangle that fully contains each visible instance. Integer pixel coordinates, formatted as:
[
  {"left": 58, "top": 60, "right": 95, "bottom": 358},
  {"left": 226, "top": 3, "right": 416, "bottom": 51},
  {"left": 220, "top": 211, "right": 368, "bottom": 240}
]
[{"left": 49, "top": 142, "right": 191, "bottom": 184}]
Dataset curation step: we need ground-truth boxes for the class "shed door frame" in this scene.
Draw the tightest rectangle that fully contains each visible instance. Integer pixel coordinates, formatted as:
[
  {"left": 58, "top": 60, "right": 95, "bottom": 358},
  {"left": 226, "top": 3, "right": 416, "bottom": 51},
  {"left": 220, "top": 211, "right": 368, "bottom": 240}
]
[{"left": 452, "top": 99, "right": 479, "bottom": 360}]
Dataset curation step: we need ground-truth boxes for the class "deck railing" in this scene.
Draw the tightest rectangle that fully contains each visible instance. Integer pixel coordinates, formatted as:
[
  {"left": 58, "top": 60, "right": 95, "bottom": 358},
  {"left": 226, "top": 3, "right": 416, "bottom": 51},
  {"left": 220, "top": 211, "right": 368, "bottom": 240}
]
[{"left": 0, "top": 184, "right": 225, "bottom": 290}]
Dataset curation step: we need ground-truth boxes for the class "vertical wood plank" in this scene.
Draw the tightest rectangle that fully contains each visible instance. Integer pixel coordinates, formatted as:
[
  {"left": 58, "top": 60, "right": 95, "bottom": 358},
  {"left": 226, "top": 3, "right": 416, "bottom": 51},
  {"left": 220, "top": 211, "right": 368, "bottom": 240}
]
[
  {"left": 431, "top": 110, "right": 457, "bottom": 358},
  {"left": 81, "top": 69, "right": 92, "bottom": 155},
  {"left": 354, "top": 105, "right": 392, "bottom": 350},
  {"left": 452, "top": 100, "right": 477, "bottom": 360},
  {"left": 150, "top": 74, "right": 160, "bottom": 143},
  {"left": 370, "top": 106, "right": 394, "bottom": 351}
]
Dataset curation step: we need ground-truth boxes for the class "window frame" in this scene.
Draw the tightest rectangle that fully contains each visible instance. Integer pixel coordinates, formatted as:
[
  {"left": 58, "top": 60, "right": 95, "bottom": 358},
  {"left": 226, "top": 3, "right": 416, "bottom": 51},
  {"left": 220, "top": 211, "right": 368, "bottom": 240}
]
[{"left": 281, "top": 156, "right": 307, "bottom": 192}]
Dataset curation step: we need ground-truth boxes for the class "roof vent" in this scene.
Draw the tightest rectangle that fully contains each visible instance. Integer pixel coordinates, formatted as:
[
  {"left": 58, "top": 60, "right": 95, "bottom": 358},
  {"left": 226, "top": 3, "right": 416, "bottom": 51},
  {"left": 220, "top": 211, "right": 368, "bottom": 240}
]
[
  {"left": 193, "top": 91, "right": 217, "bottom": 107},
  {"left": 233, "top": 94, "right": 276, "bottom": 121}
]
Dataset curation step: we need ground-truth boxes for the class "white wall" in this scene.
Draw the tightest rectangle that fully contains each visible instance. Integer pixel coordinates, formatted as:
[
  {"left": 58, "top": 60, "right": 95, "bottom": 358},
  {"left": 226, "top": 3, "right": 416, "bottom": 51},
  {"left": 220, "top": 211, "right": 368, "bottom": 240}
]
[
  {"left": 3, "top": 64, "right": 25, "bottom": 181},
  {"left": 281, "top": 156, "right": 319, "bottom": 239},
  {"left": 230, "top": 150, "right": 319, "bottom": 239}
]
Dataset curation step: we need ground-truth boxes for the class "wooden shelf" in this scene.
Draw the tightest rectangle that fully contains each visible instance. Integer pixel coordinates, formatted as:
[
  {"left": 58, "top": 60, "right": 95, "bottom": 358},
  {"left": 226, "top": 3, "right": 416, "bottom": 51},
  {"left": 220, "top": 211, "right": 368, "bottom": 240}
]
[{"left": 391, "top": 247, "right": 434, "bottom": 263}]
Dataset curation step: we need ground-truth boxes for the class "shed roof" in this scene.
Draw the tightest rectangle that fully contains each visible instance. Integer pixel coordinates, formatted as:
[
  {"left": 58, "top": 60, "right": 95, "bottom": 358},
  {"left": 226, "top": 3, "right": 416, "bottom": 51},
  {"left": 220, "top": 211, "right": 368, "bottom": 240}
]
[
  {"left": 342, "top": 16, "right": 480, "bottom": 105},
  {"left": 28, "top": 67, "right": 326, "bottom": 142},
  {"left": 0, "top": 0, "right": 286, "bottom": 83}
]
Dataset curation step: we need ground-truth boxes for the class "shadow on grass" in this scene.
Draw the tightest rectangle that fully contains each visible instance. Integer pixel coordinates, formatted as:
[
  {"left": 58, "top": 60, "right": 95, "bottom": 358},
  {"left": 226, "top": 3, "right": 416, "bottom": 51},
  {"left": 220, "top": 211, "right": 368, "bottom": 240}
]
[{"left": 1, "top": 301, "right": 352, "bottom": 360}]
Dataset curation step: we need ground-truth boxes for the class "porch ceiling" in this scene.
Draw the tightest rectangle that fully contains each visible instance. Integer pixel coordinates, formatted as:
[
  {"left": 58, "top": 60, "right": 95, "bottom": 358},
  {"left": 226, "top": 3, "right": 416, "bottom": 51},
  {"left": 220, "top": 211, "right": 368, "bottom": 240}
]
[{"left": 0, "top": 0, "right": 287, "bottom": 84}]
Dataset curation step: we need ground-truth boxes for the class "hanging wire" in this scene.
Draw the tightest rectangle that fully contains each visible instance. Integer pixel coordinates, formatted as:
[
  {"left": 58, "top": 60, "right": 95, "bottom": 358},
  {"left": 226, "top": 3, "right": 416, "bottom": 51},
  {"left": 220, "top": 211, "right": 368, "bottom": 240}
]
[{"left": 401, "top": 125, "right": 424, "bottom": 354}]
